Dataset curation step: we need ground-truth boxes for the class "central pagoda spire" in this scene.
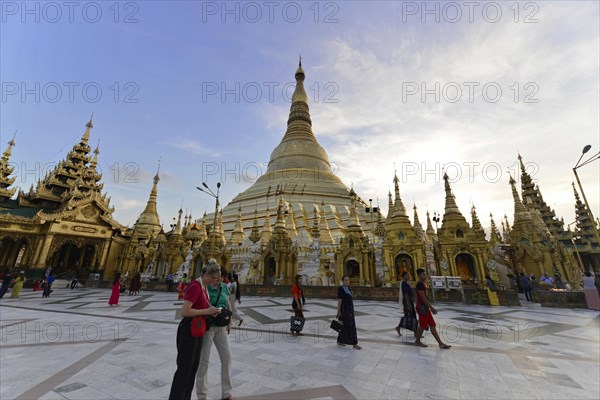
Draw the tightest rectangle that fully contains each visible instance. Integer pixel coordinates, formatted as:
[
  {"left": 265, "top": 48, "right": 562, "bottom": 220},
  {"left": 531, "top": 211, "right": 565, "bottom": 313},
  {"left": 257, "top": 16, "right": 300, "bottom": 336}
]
[{"left": 266, "top": 60, "right": 331, "bottom": 174}]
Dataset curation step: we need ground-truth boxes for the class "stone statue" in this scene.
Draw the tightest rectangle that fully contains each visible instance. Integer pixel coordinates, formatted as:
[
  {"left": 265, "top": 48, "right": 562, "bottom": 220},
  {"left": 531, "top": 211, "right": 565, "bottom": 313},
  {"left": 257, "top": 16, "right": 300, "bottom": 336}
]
[
  {"left": 308, "top": 257, "right": 336, "bottom": 286},
  {"left": 241, "top": 257, "right": 262, "bottom": 285},
  {"left": 487, "top": 244, "right": 513, "bottom": 289}
]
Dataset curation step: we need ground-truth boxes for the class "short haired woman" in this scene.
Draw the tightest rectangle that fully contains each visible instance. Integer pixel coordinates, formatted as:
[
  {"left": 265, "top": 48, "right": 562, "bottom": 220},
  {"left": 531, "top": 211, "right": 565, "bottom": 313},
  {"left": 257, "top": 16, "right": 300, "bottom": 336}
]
[
  {"left": 169, "top": 260, "right": 221, "bottom": 400},
  {"left": 196, "top": 260, "right": 235, "bottom": 400},
  {"left": 337, "top": 275, "right": 361, "bottom": 349}
]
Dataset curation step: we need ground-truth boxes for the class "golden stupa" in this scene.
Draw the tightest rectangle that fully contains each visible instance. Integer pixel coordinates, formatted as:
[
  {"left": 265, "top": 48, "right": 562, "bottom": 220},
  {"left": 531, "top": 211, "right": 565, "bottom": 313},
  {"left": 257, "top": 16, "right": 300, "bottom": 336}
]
[{"left": 218, "top": 62, "right": 377, "bottom": 243}]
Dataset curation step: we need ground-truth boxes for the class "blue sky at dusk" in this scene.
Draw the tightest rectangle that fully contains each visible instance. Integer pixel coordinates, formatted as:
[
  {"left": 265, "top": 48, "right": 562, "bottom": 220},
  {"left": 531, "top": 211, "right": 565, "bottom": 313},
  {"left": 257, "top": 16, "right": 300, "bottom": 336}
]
[{"left": 1, "top": 1, "right": 599, "bottom": 230}]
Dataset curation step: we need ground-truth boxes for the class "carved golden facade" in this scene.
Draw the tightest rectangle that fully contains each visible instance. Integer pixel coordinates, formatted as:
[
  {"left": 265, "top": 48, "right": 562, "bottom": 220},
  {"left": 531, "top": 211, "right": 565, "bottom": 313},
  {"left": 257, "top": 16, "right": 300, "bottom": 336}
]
[{"left": 0, "top": 119, "right": 126, "bottom": 278}]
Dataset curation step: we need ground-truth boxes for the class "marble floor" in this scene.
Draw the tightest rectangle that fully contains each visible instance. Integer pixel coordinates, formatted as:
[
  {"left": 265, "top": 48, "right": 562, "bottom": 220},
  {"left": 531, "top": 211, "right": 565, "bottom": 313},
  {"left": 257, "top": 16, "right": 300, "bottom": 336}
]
[{"left": 0, "top": 286, "right": 599, "bottom": 400}]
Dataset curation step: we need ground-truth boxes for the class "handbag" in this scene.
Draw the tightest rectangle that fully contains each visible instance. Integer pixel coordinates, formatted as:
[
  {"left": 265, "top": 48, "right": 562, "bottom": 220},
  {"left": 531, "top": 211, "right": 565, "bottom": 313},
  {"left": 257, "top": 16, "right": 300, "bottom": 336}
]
[
  {"left": 418, "top": 304, "right": 429, "bottom": 315},
  {"left": 399, "top": 315, "right": 418, "bottom": 332},
  {"left": 191, "top": 316, "right": 207, "bottom": 337},
  {"left": 330, "top": 319, "right": 344, "bottom": 333},
  {"left": 210, "top": 284, "right": 232, "bottom": 327},
  {"left": 290, "top": 315, "right": 305, "bottom": 332}
]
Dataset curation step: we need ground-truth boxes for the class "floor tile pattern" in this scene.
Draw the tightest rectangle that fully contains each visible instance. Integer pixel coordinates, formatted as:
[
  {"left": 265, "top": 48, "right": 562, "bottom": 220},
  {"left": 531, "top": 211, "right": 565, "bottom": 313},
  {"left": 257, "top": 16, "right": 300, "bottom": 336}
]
[{"left": 1, "top": 287, "right": 598, "bottom": 399}]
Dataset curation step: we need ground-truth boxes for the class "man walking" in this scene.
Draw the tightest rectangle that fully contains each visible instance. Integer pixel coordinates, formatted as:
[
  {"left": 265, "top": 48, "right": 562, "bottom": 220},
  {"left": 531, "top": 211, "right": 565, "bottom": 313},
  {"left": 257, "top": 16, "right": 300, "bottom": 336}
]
[
  {"left": 166, "top": 273, "right": 174, "bottom": 292},
  {"left": 519, "top": 272, "right": 532, "bottom": 302},
  {"left": 414, "top": 268, "right": 451, "bottom": 349}
]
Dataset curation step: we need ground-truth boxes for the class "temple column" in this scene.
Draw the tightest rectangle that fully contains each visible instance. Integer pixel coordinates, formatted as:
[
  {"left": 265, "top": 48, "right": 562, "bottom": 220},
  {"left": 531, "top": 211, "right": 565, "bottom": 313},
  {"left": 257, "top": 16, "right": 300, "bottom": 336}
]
[
  {"left": 7, "top": 243, "right": 20, "bottom": 268},
  {"left": 30, "top": 237, "right": 44, "bottom": 269},
  {"left": 448, "top": 252, "right": 458, "bottom": 276},
  {"left": 34, "top": 234, "right": 55, "bottom": 268},
  {"left": 63, "top": 244, "right": 73, "bottom": 269},
  {"left": 0, "top": 241, "right": 14, "bottom": 267},
  {"left": 78, "top": 246, "right": 86, "bottom": 269}
]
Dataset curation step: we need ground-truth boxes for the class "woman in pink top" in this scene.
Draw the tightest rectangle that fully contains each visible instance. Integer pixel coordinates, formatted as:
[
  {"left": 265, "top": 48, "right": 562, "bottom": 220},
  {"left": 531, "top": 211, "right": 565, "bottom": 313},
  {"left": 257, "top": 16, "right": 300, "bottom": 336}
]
[{"left": 169, "top": 261, "right": 222, "bottom": 400}]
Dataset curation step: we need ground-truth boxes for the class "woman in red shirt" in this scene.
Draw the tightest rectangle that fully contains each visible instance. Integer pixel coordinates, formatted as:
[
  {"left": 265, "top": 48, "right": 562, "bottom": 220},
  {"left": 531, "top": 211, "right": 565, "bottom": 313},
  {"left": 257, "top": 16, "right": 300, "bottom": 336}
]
[
  {"left": 169, "top": 261, "right": 222, "bottom": 400},
  {"left": 291, "top": 274, "right": 306, "bottom": 335}
]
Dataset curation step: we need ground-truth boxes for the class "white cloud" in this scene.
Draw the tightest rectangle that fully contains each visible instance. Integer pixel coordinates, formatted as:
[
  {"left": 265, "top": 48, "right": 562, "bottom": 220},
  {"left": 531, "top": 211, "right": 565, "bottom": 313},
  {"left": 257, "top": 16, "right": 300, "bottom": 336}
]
[{"left": 276, "top": 2, "right": 600, "bottom": 232}]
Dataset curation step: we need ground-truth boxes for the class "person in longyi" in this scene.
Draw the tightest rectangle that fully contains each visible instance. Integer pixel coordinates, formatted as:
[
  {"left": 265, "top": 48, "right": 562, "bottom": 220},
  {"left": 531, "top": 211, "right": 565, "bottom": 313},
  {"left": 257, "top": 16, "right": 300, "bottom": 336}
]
[
  {"left": 414, "top": 268, "right": 451, "bottom": 349},
  {"left": 336, "top": 275, "right": 361, "bottom": 350}
]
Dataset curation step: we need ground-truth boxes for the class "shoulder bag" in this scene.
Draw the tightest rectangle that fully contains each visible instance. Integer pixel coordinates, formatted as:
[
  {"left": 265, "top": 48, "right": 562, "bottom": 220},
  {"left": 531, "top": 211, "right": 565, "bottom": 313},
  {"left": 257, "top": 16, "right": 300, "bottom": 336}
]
[
  {"left": 211, "top": 284, "right": 233, "bottom": 327},
  {"left": 190, "top": 282, "right": 208, "bottom": 337}
]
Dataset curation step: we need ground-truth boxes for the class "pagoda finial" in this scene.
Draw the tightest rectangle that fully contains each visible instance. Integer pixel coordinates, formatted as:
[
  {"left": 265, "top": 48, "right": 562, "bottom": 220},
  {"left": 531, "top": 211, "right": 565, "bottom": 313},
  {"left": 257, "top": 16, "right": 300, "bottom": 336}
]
[
  {"left": 154, "top": 157, "right": 161, "bottom": 183},
  {"left": 442, "top": 172, "right": 461, "bottom": 216},
  {"left": 1, "top": 131, "right": 17, "bottom": 162},
  {"left": 299, "top": 54, "right": 302, "bottom": 67},
  {"left": 82, "top": 114, "right": 93, "bottom": 144},
  {"left": 292, "top": 59, "right": 308, "bottom": 103},
  {"left": 90, "top": 139, "right": 100, "bottom": 168}
]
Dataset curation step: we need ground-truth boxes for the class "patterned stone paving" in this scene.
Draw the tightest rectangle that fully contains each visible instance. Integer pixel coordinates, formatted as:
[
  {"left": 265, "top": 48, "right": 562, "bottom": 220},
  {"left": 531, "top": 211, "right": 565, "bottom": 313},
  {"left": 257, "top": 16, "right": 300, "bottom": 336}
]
[{"left": 1, "top": 286, "right": 599, "bottom": 399}]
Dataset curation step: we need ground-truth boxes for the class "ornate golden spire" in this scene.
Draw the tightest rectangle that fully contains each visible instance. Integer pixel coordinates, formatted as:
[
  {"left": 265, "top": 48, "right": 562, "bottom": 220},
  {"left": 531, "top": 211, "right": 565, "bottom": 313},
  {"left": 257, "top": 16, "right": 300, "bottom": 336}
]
[
  {"left": 470, "top": 204, "right": 484, "bottom": 237},
  {"left": 275, "top": 196, "right": 287, "bottom": 229},
  {"left": 286, "top": 201, "right": 298, "bottom": 238},
  {"left": 261, "top": 206, "right": 272, "bottom": 244},
  {"left": 199, "top": 211, "right": 208, "bottom": 241},
  {"left": 265, "top": 61, "right": 331, "bottom": 176},
  {"left": 413, "top": 204, "right": 423, "bottom": 231},
  {"left": 82, "top": 113, "right": 93, "bottom": 145},
  {"left": 319, "top": 201, "right": 334, "bottom": 245},
  {"left": 386, "top": 190, "right": 393, "bottom": 222},
  {"left": 90, "top": 141, "right": 100, "bottom": 169},
  {"left": 134, "top": 162, "right": 161, "bottom": 235},
  {"left": 425, "top": 210, "right": 436, "bottom": 236},
  {"left": 310, "top": 206, "right": 321, "bottom": 240},
  {"left": 249, "top": 207, "right": 261, "bottom": 243},
  {"left": 0, "top": 131, "right": 17, "bottom": 201},
  {"left": 347, "top": 193, "right": 362, "bottom": 228},
  {"left": 1, "top": 131, "right": 16, "bottom": 163},
  {"left": 292, "top": 57, "right": 309, "bottom": 105},
  {"left": 392, "top": 172, "right": 408, "bottom": 218},
  {"left": 490, "top": 213, "right": 502, "bottom": 243},
  {"left": 509, "top": 175, "right": 531, "bottom": 224},
  {"left": 443, "top": 173, "right": 462, "bottom": 216},
  {"left": 231, "top": 205, "right": 245, "bottom": 245},
  {"left": 173, "top": 208, "right": 183, "bottom": 235}
]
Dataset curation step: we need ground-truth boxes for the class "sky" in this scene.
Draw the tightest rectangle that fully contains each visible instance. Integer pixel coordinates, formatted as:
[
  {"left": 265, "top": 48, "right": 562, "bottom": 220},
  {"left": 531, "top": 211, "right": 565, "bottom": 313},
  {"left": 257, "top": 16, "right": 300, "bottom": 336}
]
[{"left": 1, "top": 0, "right": 599, "bottom": 233}]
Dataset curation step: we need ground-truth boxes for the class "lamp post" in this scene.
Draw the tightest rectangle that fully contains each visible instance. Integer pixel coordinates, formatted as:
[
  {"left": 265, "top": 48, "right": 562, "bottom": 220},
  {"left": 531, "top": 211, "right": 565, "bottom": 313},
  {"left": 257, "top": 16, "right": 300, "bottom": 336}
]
[
  {"left": 573, "top": 144, "right": 600, "bottom": 246},
  {"left": 432, "top": 211, "right": 440, "bottom": 232},
  {"left": 567, "top": 220, "right": 586, "bottom": 273},
  {"left": 367, "top": 198, "right": 376, "bottom": 244},
  {"left": 196, "top": 182, "right": 221, "bottom": 260}
]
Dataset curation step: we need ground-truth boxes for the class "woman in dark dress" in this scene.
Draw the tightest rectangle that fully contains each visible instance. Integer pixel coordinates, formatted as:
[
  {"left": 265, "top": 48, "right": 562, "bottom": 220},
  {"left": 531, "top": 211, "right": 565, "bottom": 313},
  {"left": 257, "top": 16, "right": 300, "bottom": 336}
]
[
  {"left": 396, "top": 271, "right": 416, "bottom": 336},
  {"left": 336, "top": 275, "right": 361, "bottom": 349}
]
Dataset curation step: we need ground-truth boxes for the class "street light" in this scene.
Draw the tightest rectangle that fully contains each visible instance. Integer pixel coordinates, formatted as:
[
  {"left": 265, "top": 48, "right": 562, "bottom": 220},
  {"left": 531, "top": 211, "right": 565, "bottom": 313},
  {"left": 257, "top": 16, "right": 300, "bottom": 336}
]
[
  {"left": 196, "top": 182, "right": 221, "bottom": 259},
  {"left": 432, "top": 211, "right": 440, "bottom": 232},
  {"left": 568, "top": 218, "right": 587, "bottom": 273},
  {"left": 573, "top": 144, "right": 600, "bottom": 246}
]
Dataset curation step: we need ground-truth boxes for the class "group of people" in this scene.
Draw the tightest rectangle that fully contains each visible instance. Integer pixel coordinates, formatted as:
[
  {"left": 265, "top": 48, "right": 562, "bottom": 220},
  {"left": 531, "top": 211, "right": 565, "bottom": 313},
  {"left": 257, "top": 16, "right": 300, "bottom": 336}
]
[
  {"left": 395, "top": 269, "right": 452, "bottom": 348},
  {"left": 0, "top": 271, "right": 25, "bottom": 299},
  {"left": 0, "top": 270, "right": 55, "bottom": 299},
  {"left": 169, "top": 259, "right": 243, "bottom": 400}
]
